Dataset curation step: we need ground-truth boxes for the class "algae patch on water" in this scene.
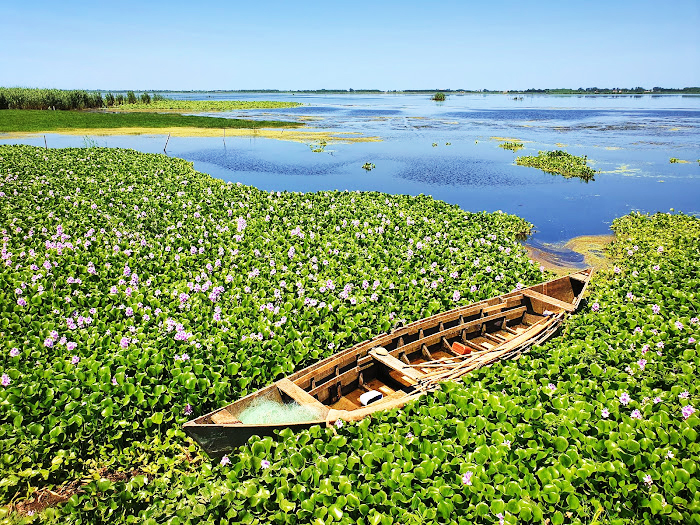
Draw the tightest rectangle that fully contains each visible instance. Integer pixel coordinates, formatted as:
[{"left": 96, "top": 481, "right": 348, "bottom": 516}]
[
  {"left": 525, "top": 234, "right": 614, "bottom": 274},
  {"left": 237, "top": 398, "right": 324, "bottom": 425}
]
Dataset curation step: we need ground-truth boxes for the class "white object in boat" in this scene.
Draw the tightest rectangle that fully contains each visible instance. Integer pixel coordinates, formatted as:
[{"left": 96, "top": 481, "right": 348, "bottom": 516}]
[{"left": 359, "top": 390, "right": 383, "bottom": 406}]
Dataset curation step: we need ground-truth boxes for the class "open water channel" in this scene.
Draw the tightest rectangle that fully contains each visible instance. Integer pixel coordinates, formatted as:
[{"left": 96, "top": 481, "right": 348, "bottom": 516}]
[{"left": 4, "top": 93, "right": 699, "bottom": 260}]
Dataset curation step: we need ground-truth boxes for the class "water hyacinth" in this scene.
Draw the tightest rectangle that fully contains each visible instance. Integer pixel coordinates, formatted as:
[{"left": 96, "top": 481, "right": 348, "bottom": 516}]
[
  {"left": 681, "top": 405, "right": 695, "bottom": 420},
  {"left": 462, "top": 470, "right": 473, "bottom": 485},
  {"left": 1, "top": 147, "right": 699, "bottom": 524}
]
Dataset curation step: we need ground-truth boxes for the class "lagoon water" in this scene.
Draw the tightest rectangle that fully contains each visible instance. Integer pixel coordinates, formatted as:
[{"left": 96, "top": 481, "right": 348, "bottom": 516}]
[{"left": 4, "top": 93, "right": 699, "bottom": 249}]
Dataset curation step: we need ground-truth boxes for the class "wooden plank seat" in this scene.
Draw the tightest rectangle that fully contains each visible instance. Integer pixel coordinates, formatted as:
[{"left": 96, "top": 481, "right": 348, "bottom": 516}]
[
  {"left": 210, "top": 409, "right": 241, "bottom": 425},
  {"left": 522, "top": 289, "right": 575, "bottom": 312},
  {"left": 370, "top": 347, "right": 425, "bottom": 386},
  {"left": 276, "top": 378, "right": 327, "bottom": 410}
]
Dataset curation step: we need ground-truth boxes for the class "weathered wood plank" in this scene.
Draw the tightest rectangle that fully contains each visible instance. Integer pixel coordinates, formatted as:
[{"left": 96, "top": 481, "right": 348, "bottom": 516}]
[{"left": 522, "top": 289, "right": 575, "bottom": 312}]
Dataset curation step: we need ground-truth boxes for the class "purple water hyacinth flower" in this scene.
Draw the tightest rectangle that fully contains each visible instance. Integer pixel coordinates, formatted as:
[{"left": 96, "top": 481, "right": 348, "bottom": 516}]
[
  {"left": 656, "top": 341, "right": 664, "bottom": 349},
  {"left": 17, "top": 298, "right": 26, "bottom": 307},
  {"left": 67, "top": 341, "right": 77, "bottom": 351},
  {"left": 184, "top": 404, "right": 193, "bottom": 416},
  {"left": 657, "top": 246, "right": 664, "bottom": 253},
  {"left": 652, "top": 304, "right": 660, "bottom": 314},
  {"left": 675, "top": 321, "right": 683, "bottom": 330},
  {"left": 614, "top": 266, "right": 621, "bottom": 274},
  {"left": 653, "top": 265, "right": 660, "bottom": 271},
  {"left": 682, "top": 405, "right": 695, "bottom": 420},
  {"left": 667, "top": 451, "right": 674, "bottom": 459},
  {"left": 591, "top": 302, "right": 600, "bottom": 312},
  {"left": 335, "top": 419, "right": 343, "bottom": 429},
  {"left": 452, "top": 290, "right": 461, "bottom": 302},
  {"left": 220, "top": 455, "right": 230, "bottom": 466},
  {"left": 112, "top": 376, "right": 118, "bottom": 386},
  {"left": 496, "top": 513, "right": 505, "bottom": 525},
  {"left": 620, "top": 392, "right": 631, "bottom": 405},
  {"left": 462, "top": 471, "right": 473, "bottom": 485},
  {"left": 547, "top": 383, "right": 556, "bottom": 393},
  {"left": 470, "top": 285, "right": 477, "bottom": 293},
  {"left": 120, "top": 337, "right": 130, "bottom": 349},
  {"left": 691, "top": 317, "right": 699, "bottom": 325},
  {"left": 601, "top": 408, "right": 610, "bottom": 418},
  {"left": 10, "top": 348, "right": 19, "bottom": 357},
  {"left": 643, "top": 474, "right": 653, "bottom": 486},
  {"left": 406, "top": 432, "right": 413, "bottom": 438},
  {"left": 630, "top": 409, "right": 642, "bottom": 420},
  {"left": 125, "top": 307, "right": 134, "bottom": 317},
  {"left": 260, "top": 459, "right": 271, "bottom": 469},
  {"left": 637, "top": 359, "right": 647, "bottom": 370},
  {"left": 1, "top": 374, "right": 10, "bottom": 387},
  {"left": 690, "top": 337, "right": 696, "bottom": 344},
  {"left": 679, "top": 391, "right": 689, "bottom": 399},
  {"left": 71, "top": 356, "right": 80, "bottom": 365},
  {"left": 654, "top": 397, "right": 662, "bottom": 404}
]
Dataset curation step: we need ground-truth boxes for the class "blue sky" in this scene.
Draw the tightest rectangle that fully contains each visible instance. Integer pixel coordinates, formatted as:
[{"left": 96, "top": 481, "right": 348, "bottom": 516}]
[{"left": 2, "top": 0, "right": 698, "bottom": 90}]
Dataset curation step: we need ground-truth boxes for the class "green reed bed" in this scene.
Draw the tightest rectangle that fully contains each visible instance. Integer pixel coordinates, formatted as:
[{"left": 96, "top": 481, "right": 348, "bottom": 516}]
[
  {"left": 0, "top": 146, "right": 697, "bottom": 524},
  {"left": 0, "top": 110, "right": 298, "bottom": 133},
  {"left": 515, "top": 150, "right": 598, "bottom": 182},
  {"left": 0, "top": 88, "right": 302, "bottom": 112}
]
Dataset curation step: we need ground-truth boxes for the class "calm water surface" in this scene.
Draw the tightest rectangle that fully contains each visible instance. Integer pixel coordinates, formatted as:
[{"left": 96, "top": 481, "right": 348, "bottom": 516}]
[{"left": 4, "top": 93, "right": 699, "bottom": 248}]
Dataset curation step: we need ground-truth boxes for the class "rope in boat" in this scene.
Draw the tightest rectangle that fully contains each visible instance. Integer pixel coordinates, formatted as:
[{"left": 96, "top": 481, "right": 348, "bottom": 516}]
[{"left": 413, "top": 314, "right": 562, "bottom": 391}]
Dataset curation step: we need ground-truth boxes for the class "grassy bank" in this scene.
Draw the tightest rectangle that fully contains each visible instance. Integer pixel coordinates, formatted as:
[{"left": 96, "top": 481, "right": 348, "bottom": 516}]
[
  {"left": 0, "top": 110, "right": 298, "bottom": 134},
  {"left": 0, "top": 146, "right": 698, "bottom": 524}
]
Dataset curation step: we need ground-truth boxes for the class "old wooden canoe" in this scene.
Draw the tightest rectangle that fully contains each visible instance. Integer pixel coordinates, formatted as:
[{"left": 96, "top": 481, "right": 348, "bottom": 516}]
[{"left": 184, "top": 268, "right": 592, "bottom": 457}]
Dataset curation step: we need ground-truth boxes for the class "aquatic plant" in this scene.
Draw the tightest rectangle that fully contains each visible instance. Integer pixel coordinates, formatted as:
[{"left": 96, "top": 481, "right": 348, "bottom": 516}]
[
  {"left": 2, "top": 146, "right": 697, "bottom": 524},
  {"left": 0, "top": 88, "right": 105, "bottom": 110},
  {"left": 499, "top": 141, "right": 524, "bottom": 152},
  {"left": 431, "top": 92, "right": 446, "bottom": 101},
  {"left": 515, "top": 150, "right": 598, "bottom": 182},
  {"left": 309, "top": 140, "right": 327, "bottom": 153},
  {"left": 361, "top": 162, "right": 375, "bottom": 171},
  {"left": 0, "top": 145, "right": 538, "bottom": 514}
]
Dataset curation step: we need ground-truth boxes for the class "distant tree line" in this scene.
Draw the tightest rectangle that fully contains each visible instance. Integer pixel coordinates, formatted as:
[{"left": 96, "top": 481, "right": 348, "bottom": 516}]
[
  {"left": 522, "top": 87, "right": 700, "bottom": 94},
  {"left": 0, "top": 88, "right": 166, "bottom": 110}
]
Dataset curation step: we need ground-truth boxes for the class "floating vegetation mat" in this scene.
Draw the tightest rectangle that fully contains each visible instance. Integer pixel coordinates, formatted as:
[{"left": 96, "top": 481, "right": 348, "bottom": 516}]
[
  {"left": 515, "top": 149, "right": 598, "bottom": 181},
  {"left": 237, "top": 398, "right": 324, "bottom": 425},
  {"left": 498, "top": 141, "right": 524, "bottom": 152}
]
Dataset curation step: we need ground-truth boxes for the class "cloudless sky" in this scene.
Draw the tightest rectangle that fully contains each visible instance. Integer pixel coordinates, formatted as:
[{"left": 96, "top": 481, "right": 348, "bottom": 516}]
[{"left": 2, "top": 0, "right": 698, "bottom": 90}]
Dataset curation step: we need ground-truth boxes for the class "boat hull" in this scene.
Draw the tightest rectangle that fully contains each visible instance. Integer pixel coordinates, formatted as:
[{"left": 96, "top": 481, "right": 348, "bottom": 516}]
[{"left": 184, "top": 269, "right": 592, "bottom": 457}]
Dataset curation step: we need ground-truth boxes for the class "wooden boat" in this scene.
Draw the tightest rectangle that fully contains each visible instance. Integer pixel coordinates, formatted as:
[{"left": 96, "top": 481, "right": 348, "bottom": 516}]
[{"left": 184, "top": 268, "right": 592, "bottom": 457}]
